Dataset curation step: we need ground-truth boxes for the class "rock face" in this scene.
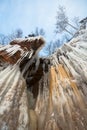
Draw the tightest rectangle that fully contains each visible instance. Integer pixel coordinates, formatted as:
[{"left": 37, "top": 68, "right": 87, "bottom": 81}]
[
  {"left": 0, "top": 66, "right": 29, "bottom": 130},
  {"left": 0, "top": 30, "right": 87, "bottom": 130},
  {"left": 0, "top": 36, "right": 45, "bottom": 130}
]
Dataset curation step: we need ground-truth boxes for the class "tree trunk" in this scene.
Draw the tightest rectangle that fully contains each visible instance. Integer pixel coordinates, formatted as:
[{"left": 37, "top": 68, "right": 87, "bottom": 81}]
[
  {"left": 67, "top": 22, "right": 78, "bottom": 30},
  {"left": 64, "top": 28, "right": 73, "bottom": 36}
]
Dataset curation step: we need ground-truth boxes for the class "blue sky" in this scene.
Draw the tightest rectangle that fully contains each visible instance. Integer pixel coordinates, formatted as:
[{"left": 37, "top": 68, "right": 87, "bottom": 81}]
[{"left": 0, "top": 0, "right": 87, "bottom": 42}]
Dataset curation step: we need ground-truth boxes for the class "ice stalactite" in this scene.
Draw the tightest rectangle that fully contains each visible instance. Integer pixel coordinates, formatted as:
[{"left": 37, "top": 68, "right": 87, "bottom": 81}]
[
  {"left": 30, "top": 30, "right": 87, "bottom": 130},
  {"left": 0, "top": 30, "right": 87, "bottom": 130},
  {"left": 0, "top": 65, "right": 29, "bottom": 130},
  {"left": 0, "top": 36, "right": 45, "bottom": 130},
  {"left": 33, "top": 63, "right": 87, "bottom": 130}
]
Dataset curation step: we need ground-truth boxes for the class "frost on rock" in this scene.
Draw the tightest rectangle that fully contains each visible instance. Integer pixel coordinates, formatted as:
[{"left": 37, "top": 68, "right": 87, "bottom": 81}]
[
  {"left": 0, "top": 36, "right": 45, "bottom": 64},
  {"left": 0, "top": 31, "right": 87, "bottom": 130},
  {"left": 0, "top": 65, "right": 29, "bottom": 130},
  {"left": 0, "top": 36, "right": 45, "bottom": 130}
]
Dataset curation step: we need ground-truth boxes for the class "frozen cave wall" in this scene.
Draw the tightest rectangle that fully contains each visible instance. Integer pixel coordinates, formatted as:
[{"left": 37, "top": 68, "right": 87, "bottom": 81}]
[{"left": 0, "top": 30, "right": 87, "bottom": 130}]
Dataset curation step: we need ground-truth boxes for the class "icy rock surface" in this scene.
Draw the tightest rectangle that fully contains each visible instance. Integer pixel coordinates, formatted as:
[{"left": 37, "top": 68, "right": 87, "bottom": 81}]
[{"left": 0, "top": 31, "right": 87, "bottom": 130}]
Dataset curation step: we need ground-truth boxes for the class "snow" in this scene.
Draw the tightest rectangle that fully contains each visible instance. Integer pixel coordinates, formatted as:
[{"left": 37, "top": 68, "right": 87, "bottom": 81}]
[
  {"left": 0, "top": 36, "right": 45, "bottom": 65},
  {"left": 13, "top": 35, "right": 45, "bottom": 43}
]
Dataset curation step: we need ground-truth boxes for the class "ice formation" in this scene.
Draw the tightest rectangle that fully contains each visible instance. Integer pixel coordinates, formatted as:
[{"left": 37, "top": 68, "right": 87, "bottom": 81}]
[{"left": 0, "top": 30, "right": 87, "bottom": 130}]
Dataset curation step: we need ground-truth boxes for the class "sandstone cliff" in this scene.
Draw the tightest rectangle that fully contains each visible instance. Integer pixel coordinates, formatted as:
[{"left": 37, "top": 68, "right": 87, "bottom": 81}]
[{"left": 0, "top": 30, "right": 87, "bottom": 130}]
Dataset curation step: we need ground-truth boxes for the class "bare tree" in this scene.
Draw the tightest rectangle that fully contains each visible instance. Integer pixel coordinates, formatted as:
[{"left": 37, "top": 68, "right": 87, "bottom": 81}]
[
  {"left": 73, "top": 17, "right": 80, "bottom": 28},
  {"left": 45, "top": 39, "right": 61, "bottom": 55},
  {"left": 8, "top": 28, "right": 23, "bottom": 41},
  {"left": 0, "top": 28, "right": 23, "bottom": 45},
  {"left": 34, "top": 27, "right": 45, "bottom": 36},
  {"left": 15, "top": 28, "right": 23, "bottom": 38},
  {"left": 55, "top": 5, "right": 78, "bottom": 36},
  {"left": 27, "top": 27, "right": 45, "bottom": 38},
  {"left": 0, "top": 34, "right": 9, "bottom": 45}
]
